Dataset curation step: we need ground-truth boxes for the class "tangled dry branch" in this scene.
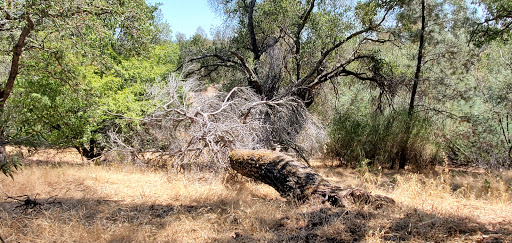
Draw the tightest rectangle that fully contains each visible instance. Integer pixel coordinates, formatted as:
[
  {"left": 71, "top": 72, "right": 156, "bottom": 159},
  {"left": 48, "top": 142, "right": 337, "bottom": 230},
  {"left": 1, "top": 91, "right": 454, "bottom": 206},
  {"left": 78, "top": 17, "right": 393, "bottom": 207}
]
[{"left": 107, "top": 73, "right": 327, "bottom": 171}]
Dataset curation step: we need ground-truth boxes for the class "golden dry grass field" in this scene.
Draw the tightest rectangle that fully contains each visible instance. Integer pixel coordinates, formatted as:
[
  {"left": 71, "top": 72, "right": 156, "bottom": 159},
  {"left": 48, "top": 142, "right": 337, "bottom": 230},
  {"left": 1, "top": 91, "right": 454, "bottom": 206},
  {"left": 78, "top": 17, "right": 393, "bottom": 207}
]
[{"left": 0, "top": 147, "right": 511, "bottom": 242}]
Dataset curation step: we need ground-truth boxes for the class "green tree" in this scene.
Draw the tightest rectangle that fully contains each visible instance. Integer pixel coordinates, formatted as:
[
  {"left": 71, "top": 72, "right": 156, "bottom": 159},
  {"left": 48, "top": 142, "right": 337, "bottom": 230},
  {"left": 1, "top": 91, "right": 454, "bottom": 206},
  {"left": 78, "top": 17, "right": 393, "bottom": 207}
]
[
  {"left": 4, "top": 43, "right": 179, "bottom": 157},
  {"left": 189, "top": 0, "right": 407, "bottom": 104},
  {"left": 471, "top": 0, "right": 512, "bottom": 46},
  {"left": 178, "top": 0, "right": 405, "bottom": 154},
  {"left": 0, "top": 0, "right": 162, "bottom": 176},
  {"left": 322, "top": 0, "right": 482, "bottom": 169}
]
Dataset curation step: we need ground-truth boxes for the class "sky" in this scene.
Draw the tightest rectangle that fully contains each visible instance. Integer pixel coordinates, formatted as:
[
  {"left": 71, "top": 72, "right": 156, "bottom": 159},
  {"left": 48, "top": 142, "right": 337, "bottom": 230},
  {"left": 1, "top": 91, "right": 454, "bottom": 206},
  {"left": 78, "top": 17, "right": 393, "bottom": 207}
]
[{"left": 147, "top": 0, "right": 223, "bottom": 39}]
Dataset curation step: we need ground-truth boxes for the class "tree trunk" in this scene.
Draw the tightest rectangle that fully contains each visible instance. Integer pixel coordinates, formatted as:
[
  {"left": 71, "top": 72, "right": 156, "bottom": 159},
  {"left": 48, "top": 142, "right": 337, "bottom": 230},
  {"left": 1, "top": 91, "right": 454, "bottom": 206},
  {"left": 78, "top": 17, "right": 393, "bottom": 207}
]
[
  {"left": 0, "top": 15, "right": 34, "bottom": 109},
  {"left": 75, "top": 138, "right": 104, "bottom": 160},
  {"left": 398, "top": 0, "right": 426, "bottom": 170},
  {"left": 0, "top": 138, "right": 6, "bottom": 167},
  {"left": 229, "top": 149, "right": 394, "bottom": 208},
  {"left": 0, "top": 15, "right": 34, "bottom": 176}
]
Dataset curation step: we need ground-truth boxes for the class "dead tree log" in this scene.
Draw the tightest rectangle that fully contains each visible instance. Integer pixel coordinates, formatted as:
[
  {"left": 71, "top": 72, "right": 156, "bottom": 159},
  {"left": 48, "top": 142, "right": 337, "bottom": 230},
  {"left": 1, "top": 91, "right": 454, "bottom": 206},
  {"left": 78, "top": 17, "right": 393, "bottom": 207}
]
[{"left": 229, "top": 149, "right": 394, "bottom": 208}]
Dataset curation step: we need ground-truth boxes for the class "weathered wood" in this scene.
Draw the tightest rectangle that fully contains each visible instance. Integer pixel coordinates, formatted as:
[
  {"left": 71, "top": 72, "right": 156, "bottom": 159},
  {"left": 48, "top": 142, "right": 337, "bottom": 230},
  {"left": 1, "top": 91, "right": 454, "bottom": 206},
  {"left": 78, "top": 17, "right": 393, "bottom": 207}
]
[{"left": 229, "top": 149, "right": 394, "bottom": 208}]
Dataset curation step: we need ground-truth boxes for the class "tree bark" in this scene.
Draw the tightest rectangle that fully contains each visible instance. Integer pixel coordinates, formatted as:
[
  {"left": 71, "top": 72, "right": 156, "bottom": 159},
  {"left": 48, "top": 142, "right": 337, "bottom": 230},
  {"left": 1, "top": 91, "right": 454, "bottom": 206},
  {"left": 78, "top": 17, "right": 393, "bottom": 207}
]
[
  {"left": 0, "top": 139, "right": 6, "bottom": 168},
  {"left": 0, "top": 15, "right": 34, "bottom": 171},
  {"left": 247, "top": 0, "right": 260, "bottom": 62},
  {"left": 294, "top": 0, "right": 316, "bottom": 82},
  {"left": 0, "top": 15, "right": 34, "bottom": 109},
  {"left": 229, "top": 149, "right": 394, "bottom": 208},
  {"left": 408, "top": 0, "right": 426, "bottom": 117}
]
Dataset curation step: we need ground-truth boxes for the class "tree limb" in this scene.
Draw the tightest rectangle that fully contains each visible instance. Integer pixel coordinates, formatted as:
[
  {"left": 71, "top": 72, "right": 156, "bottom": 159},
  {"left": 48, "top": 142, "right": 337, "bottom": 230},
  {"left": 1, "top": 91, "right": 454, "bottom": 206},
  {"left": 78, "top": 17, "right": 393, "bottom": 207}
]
[
  {"left": 229, "top": 149, "right": 395, "bottom": 207},
  {"left": 247, "top": 0, "right": 260, "bottom": 61},
  {"left": 295, "top": 0, "right": 316, "bottom": 81},
  {"left": 298, "top": 28, "right": 370, "bottom": 86},
  {"left": 297, "top": 8, "right": 391, "bottom": 87},
  {"left": 1, "top": 14, "right": 34, "bottom": 109},
  {"left": 230, "top": 51, "right": 262, "bottom": 94},
  {"left": 175, "top": 53, "right": 240, "bottom": 72}
]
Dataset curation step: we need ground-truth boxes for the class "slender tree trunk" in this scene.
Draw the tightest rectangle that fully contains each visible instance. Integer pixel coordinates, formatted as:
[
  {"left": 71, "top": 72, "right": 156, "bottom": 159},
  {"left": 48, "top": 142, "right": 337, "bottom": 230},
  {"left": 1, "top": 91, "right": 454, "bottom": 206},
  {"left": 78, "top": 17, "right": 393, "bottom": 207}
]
[
  {"left": 398, "top": 0, "right": 426, "bottom": 169},
  {"left": 1, "top": 15, "right": 34, "bottom": 109},
  {"left": 408, "top": 0, "right": 425, "bottom": 118},
  {"left": 0, "top": 15, "right": 34, "bottom": 166},
  {"left": 295, "top": 0, "right": 316, "bottom": 82},
  {"left": 229, "top": 149, "right": 394, "bottom": 207},
  {"left": 247, "top": 0, "right": 260, "bottom": 63}
]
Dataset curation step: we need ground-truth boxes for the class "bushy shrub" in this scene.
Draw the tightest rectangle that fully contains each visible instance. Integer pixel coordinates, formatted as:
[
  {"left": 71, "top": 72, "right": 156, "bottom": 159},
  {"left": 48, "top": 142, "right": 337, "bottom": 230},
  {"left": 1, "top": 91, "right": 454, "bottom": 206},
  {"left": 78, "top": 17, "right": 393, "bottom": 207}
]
[
  {"left": 443, "top": 111, "right": 512, "bottom": 169},
  {"left": 326, "top": 108, "right": 441, "bottom": 169}
]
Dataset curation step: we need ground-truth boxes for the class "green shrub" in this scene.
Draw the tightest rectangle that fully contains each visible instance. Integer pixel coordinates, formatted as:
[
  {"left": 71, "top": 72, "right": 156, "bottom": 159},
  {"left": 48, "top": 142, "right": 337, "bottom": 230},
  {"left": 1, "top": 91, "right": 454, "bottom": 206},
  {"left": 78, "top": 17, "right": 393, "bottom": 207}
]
[{"left": 326, "top": 108, "right": 441, "bottom": 169}]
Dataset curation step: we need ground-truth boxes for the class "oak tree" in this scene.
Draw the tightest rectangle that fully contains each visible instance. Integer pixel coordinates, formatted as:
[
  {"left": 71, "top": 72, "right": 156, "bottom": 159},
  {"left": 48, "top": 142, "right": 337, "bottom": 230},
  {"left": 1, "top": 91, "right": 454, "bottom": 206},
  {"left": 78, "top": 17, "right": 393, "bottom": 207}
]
[{"left": 0, "top": 0, "right": 160, "bottom": 176}]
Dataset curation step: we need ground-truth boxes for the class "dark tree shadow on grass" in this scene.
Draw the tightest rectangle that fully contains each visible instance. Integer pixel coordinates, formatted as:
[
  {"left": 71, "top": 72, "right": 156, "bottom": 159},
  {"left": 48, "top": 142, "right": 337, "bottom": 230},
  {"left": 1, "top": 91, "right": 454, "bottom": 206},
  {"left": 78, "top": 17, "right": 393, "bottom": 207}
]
[
  {"left": 230, "top": 203, "right": 512, "bottom": 242},
  {"left": 1, "top": 196, "right": 511, "bottom": 242},
  {"left": 0, "top": 195, "right": 269, "bottom": 242},
  {"left": 383, "top": 208, "right": 512, "bottom": 242}
]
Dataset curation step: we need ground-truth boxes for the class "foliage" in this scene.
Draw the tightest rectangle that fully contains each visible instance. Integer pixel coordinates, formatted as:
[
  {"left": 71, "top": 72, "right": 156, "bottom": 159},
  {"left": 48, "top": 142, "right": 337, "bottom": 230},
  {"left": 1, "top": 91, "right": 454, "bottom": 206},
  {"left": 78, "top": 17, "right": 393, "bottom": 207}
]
[
  {"left": 1, "top": 0, "right": 512, "bottom": 174},
  {"left": 0, "top": 0, "right": 176, "bottom": 173},
  {"left": 171, "top": 0, "right": 512, "bottom": 170},
  {"left": 3, "top": 43, "right": 179, "bottom": 155},
  {"left": 190, "top": 0, "right": 407, "bottom": 100},
  {"left": 439, "top": 42, "right": 512, "bottom": 168},
  {"left": 0, "top": 155, "right": 20, "bottom": 179},
  {"left": 471, "top": 0, "right": 512, "bottom": 46},
  {"left": 326, "top": 93, "right": 440, "bottom": 168}
]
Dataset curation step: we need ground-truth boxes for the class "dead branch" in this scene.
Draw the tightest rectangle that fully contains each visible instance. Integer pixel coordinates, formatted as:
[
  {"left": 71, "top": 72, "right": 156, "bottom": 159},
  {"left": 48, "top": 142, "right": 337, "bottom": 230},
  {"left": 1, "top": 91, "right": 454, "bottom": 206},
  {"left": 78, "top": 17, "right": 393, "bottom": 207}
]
[
  {"left": 6, "top": 194, "right": 41, "bottom": 212},
  {"left": 107, "top": 73, "right": 326, "bottom": 171},
  {"left": 230, "top": 51, "right": 262, "bottom": 94},
  {"left": 5, "top": 194, "right": 61, "bottom": 213}
]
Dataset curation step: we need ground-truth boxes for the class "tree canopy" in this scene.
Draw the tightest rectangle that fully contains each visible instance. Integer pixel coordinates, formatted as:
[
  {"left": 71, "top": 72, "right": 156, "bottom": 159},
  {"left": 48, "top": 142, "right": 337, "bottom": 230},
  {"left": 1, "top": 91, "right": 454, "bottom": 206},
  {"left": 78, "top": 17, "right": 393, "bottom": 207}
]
[
  {"left": 2, "top": 0, "right": 512, "bottom": 177},
  {"left": 0, "top": 0, "right": 178, "bottom": 176},
  {"left": 184, "top": 0, "right": 406, "bottom": 105}
]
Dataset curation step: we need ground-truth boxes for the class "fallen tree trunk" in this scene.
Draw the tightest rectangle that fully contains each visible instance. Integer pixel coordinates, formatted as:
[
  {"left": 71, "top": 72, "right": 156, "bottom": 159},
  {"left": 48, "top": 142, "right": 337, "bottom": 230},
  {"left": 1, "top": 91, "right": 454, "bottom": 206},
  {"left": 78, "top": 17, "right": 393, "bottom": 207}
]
[{"left": 229, "top": 149, "right": 394, "bottom": 208}]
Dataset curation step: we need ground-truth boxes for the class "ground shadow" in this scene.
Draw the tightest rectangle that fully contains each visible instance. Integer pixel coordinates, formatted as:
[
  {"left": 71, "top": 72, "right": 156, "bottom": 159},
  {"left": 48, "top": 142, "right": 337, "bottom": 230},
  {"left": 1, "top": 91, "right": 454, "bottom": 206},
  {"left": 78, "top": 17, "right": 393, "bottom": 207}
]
[
  {"left": 217, "top": 203, "right": 512, "bottom": 242},
  {"left": 1, "top": 195, "right": 511, "bottom": 242},
  {"left": 384, "top": 208, "right": 511, "bottom": 242},
  {"left": 0, "top": 194, "right": 273, "bottom": 242}
]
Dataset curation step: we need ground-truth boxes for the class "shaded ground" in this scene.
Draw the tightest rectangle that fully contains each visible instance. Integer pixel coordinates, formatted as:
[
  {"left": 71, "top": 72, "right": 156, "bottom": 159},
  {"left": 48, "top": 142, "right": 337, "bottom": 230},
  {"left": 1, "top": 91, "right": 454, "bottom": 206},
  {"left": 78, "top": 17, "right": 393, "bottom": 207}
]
[{"left": 0, "top": 147, "right": 511, "bottom": 242}]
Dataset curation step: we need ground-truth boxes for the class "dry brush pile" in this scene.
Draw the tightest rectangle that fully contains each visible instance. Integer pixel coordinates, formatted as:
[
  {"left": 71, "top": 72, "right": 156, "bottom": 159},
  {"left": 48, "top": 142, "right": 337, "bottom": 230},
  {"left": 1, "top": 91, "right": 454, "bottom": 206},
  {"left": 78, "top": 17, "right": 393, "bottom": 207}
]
[{"left": 107, "top": 73, "right": 327, "bottom": 171}]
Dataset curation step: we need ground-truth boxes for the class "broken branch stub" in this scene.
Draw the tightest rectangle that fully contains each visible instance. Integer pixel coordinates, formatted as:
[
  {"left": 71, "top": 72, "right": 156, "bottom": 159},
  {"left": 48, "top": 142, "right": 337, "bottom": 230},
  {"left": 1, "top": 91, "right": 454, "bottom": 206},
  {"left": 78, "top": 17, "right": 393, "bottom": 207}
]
[{"left": 229, "top": 149, "right": 394, "bottom": 208}]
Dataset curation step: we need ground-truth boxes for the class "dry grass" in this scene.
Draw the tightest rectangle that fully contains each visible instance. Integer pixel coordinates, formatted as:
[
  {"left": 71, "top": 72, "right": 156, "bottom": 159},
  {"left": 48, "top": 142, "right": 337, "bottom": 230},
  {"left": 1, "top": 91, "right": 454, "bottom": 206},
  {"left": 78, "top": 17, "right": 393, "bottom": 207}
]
[{"left": 0, "top": 147, "right": 511, "bottom": 242}]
